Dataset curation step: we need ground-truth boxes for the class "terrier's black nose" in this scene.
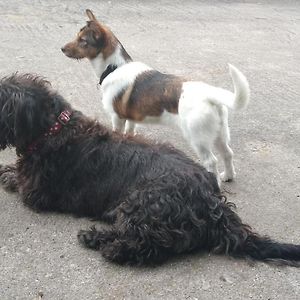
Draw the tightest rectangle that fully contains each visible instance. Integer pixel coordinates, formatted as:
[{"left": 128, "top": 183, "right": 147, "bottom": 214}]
[{"left": 61, "top": 47, "right": 66, "bottom": 53}]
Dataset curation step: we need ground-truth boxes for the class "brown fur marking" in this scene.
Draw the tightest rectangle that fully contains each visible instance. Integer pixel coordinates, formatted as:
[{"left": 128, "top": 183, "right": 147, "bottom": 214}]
[
  {"left": 63, "top": 19, "right": 131, "bottom": 62},
  {"left": 113, "top": 71, "right": 183, "bottom": 122},
  {"left": 62, "top": 21, "right": 117, "bottom": 60},
  {"left": 112, "top": 85, "right": 135, "bottom": 119}
]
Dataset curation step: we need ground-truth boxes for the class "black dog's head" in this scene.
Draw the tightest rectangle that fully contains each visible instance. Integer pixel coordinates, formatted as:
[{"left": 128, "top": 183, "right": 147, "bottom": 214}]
[{"left": 0, "top": 74, "right": 70, "bottom": 154}]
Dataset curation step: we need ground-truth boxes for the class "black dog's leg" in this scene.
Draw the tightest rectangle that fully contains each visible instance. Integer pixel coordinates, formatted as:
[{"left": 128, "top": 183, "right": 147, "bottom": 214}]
[
  {"left": 78, "top": 226, "right": 118, "bottom": 250},
  {"left": 77, "top": 204, "right": 170, "bottom": 265},
  {"left": 78, "top": 225, "right": 169, "bottom": 265},
  {"left": 0, "top": 164, "right": 18, "bottom": 193}
]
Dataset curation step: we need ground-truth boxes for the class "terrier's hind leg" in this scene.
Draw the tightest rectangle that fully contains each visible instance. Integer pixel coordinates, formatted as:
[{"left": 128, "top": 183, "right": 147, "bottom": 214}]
[
  {"left": 183, "top": 108, "right": 221, "bottom": 185},
  {"left": 215, "top": 114, "right": 236, "bottom": 182},
  {"left": 187, "top": 123, "right": 219, "bottom": 183},
  {"left": 0, "top": 164, "right": 18, "bottom": 193},
  {"left": 192, "top": 144, "right": 220, "bottom": 186}
]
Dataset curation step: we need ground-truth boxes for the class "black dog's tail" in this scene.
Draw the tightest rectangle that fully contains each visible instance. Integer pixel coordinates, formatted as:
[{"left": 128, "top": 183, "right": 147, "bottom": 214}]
[
  {"left": 211, "top": 201, "right": 300, "bottom": 267},
  {"left": 235, "top": 234, "right": 300, "bottom": 266}
]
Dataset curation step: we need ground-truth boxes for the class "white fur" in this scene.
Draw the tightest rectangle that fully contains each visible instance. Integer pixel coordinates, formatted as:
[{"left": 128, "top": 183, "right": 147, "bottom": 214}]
[
  {"left": 94, "top": 56, "right": 250, "bottom": 185},
  {"left": 177, "top": 64, "right": 250, "bottom": 184},
  {"left": 101, "top": 62, "right": 152, "bottom": 130},
  {"left": 90, "top": 45, "right": 127, "bottom": 78}
]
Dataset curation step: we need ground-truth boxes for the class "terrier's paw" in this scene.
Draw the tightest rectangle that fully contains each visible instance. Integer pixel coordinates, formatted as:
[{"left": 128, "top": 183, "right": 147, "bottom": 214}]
[{"left": 220, "top": 171, "right": 236, "bottom": 182}]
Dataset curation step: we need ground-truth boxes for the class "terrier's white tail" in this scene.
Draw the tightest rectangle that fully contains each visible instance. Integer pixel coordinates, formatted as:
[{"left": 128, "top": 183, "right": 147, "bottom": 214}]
[
  {"left": 228, "top": 64, "right": 250, "bottom": 110},
  {"left": 209, "top": 64, "right": 250, "bottom": 110}
]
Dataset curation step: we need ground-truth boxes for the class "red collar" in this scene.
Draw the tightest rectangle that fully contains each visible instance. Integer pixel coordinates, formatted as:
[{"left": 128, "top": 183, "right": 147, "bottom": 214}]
[{"left": 27, "top": 110, "right": 72, "bottom": 153}]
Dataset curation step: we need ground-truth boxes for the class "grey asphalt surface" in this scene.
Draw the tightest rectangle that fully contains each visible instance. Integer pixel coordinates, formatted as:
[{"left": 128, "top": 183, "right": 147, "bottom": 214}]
[{"left": 0, "top": 0, "right": 299, "bottom": 299}]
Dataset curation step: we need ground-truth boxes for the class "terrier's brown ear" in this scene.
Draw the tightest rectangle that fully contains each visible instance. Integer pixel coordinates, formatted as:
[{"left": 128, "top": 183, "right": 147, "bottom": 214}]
[{"left": 86, "top": 9, "right": 97, "bottom": 21}]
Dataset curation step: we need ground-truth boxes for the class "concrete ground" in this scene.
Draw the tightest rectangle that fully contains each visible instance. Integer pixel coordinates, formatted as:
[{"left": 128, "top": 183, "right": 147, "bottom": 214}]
[{"left": 0, "top": 0, "right": 299, "bottom": 299}]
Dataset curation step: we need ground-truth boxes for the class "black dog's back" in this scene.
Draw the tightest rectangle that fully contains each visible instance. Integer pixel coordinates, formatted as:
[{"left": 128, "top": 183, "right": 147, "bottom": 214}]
[
  {"left": 18, "top": 119, "right": 219, "bottom": 218},
  {"left": 0, "top": 74, "right": 299, "bottom": 266}
]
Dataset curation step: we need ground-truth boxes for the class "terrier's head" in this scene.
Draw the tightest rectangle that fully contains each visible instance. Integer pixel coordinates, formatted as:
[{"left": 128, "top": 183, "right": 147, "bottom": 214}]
[{"left": 61, "top": 9, "right": 119, "bottom": 61}]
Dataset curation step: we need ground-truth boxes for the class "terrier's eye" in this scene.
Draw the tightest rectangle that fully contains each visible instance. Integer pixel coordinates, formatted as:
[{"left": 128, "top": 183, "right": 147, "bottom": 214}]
[{"left": 79, "top": 38, "right": 88, "bottom": 47}]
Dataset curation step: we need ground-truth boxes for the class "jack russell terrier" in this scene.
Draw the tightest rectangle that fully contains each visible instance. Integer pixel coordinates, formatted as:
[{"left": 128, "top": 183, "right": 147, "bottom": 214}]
[{"left": 62, "top": 9, "right": 250, "bottom": 185}]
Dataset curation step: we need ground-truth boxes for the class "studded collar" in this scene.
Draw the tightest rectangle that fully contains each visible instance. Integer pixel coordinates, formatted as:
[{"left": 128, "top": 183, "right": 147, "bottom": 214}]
[{"left": 27, "top": 110, "right": 72, "bottom": 154}]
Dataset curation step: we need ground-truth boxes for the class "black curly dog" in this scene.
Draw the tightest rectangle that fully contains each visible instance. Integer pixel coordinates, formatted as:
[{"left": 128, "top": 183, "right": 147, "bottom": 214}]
[{"left": 0, "top": 74, "right": 299, "bottom": 266}]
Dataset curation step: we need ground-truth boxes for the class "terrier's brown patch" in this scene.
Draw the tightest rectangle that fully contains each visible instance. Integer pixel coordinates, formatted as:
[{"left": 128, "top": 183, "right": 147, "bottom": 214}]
[
  {"left": 113, "top": 71, "right": 184, "bottom": 121},
  {"left": 113, "top": 85, "right": 134, "bottom": 119}
]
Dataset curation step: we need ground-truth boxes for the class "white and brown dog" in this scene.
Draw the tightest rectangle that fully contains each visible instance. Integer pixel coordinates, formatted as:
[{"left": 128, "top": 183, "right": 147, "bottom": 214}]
[{"left": 62, "top": 9, "right": 250, "bottom": 184}]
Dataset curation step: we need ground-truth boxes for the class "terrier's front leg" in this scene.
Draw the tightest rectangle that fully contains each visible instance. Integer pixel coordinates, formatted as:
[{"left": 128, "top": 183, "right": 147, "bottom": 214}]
[
  {"left": 0, "top": 164, "right": 18, "bottom": 193},
  {"left": 124, "top": 120, "right": 137, "bottom": 136},
  {"left": 112, "top": 114, "right": 126, "bottom": 133}
]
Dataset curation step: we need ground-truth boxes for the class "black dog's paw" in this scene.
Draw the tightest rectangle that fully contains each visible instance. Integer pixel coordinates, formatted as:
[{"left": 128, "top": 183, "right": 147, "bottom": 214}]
[
  {"left": 77, "top": 227, "right": 101, "bottom": 250},
  {"left": 0, "top": 164, "right": 16, "bottom": 176},
  {"left": 0, "top": 167, "right": 18, "bottom": 193}
]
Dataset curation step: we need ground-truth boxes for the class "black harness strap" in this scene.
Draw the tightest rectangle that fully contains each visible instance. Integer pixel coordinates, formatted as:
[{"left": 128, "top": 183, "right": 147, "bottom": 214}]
[{"left": 99, "top": 64, "right": 118, "bottom": 85}]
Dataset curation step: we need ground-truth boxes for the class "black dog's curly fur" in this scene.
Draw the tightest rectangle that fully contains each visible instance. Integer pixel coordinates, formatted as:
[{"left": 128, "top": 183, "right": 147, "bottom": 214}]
[{"left": 0, "top": 74, "right": 299, "bottom": 266}]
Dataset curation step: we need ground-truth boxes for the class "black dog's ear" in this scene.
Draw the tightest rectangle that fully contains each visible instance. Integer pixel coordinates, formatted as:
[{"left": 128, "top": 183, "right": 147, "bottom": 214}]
[
  {"left": 0, "top": 88, "right": 18, "bottom": 150},
  {"left": 14, "top": 93, "right": 43, "bottom": 152}
]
